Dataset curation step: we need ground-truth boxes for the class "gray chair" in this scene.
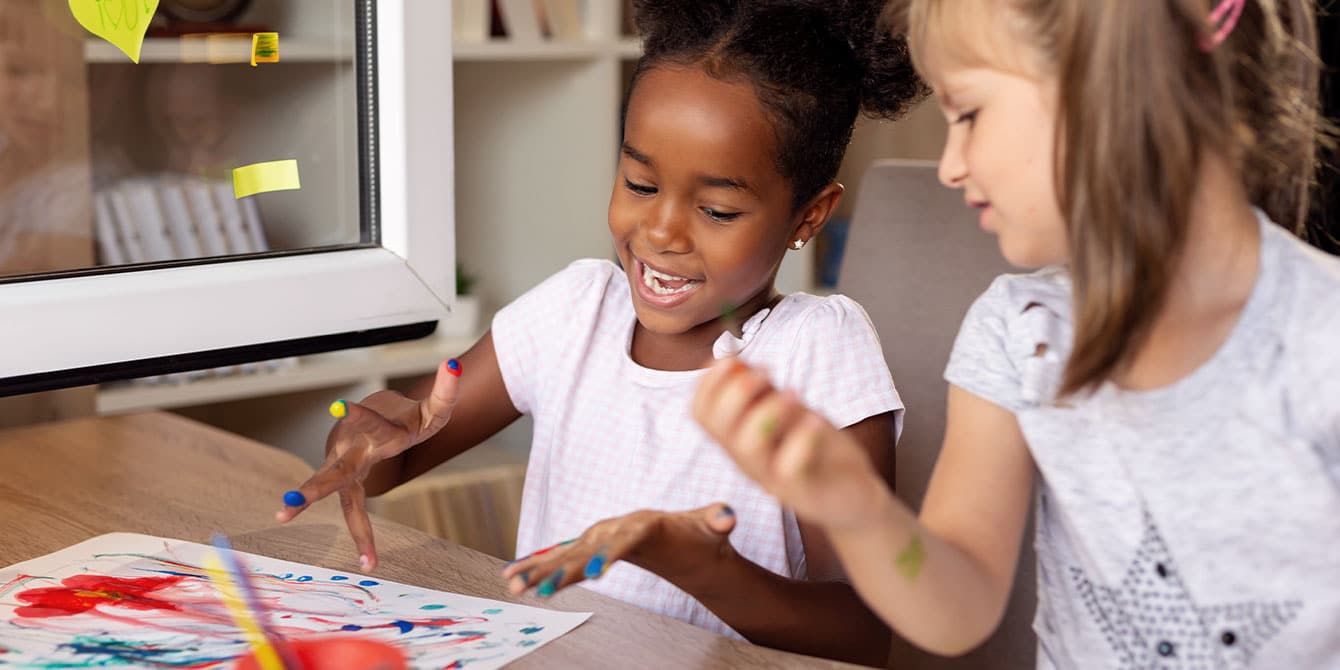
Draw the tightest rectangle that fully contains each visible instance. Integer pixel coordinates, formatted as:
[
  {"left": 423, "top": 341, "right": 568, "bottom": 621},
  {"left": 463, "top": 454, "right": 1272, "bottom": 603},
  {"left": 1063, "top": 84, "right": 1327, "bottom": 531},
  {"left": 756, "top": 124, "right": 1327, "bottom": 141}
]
[{"left": 837, "top": 160, "right": 1036, "bottom": 670}]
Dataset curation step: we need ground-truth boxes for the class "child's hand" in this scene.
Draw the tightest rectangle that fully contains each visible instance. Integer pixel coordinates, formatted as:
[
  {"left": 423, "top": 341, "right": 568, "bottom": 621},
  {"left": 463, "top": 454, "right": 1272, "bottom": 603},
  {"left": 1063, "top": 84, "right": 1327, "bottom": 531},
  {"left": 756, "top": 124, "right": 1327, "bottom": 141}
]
[
  {"left": 500, "top": 503, "right": 738, "bottom": 598},
  {"left": 693, "top": 359, "right": 887, "bottom": 531},
  {"left": 274, "top": 359, "right": 462, "bottom": 572}
]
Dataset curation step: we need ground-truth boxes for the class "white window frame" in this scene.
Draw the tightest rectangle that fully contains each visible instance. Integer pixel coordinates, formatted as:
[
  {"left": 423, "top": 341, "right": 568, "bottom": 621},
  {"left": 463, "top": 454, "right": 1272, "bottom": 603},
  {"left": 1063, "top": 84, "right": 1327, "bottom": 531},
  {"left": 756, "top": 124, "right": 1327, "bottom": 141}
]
[{"left": 0, "top": 1, "right": 454, "bottom": 389}]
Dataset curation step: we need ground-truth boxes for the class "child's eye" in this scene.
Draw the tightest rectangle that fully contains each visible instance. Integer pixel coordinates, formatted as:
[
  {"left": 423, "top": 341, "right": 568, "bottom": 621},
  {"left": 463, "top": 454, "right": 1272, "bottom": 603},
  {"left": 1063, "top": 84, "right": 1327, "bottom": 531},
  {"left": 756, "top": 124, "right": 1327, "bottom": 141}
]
[
  {"left": 701, "top": 207, "right": 742, "bottom": 223},
  {"left": 624, "top": 178, "right": 657, "bottom": 196},
  {"left": 954, "top": 109, "right": 979, "bottom": 125}
]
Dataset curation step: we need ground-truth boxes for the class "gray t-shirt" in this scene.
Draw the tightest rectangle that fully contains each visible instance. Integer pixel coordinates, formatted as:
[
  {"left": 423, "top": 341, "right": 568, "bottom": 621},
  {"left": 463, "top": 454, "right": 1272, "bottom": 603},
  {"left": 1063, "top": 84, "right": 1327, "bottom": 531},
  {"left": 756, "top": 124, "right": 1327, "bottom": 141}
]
[{"left": 945, "top": 212, "right": 1340, "bottom": 669}]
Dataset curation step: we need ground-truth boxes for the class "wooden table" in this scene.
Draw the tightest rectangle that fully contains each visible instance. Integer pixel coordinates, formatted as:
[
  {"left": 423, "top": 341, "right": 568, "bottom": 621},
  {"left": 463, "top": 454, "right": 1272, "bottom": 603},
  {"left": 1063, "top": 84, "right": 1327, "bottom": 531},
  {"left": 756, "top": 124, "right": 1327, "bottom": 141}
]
[{"left": 0, "top": 412, "right": 864, "bottom": 669}]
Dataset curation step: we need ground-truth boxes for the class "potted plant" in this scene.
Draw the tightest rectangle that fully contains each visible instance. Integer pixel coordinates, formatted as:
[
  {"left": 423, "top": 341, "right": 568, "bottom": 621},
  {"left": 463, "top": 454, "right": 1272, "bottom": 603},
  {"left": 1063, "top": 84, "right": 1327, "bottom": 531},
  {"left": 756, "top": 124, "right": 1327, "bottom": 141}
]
[{"left": 440, "top": 263, "right": 480, "bottom": 337}]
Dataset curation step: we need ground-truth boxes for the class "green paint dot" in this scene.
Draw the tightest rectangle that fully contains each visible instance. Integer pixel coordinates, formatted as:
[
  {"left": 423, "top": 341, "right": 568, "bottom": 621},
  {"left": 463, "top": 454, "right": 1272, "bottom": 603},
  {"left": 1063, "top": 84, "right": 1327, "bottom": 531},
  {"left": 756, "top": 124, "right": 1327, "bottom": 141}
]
[{"left": 895, "top": 534, "right": 926, "bottom": 582}]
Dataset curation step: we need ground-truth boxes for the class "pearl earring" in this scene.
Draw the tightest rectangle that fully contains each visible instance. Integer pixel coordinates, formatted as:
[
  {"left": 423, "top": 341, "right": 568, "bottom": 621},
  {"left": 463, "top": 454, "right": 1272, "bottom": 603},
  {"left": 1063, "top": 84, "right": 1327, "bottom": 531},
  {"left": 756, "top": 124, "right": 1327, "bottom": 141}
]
[{"left": 792, "top": 239, "right": 805, "bottom": 250}]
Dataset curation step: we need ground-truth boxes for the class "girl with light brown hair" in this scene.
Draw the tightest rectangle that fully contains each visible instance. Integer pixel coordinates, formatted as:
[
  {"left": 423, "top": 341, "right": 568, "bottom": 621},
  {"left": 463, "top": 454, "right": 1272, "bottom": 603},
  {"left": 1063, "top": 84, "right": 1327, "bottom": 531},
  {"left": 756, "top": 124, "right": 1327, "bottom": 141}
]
[{"left": 695, "top": 0, "right": 1340, "bottom": 666}]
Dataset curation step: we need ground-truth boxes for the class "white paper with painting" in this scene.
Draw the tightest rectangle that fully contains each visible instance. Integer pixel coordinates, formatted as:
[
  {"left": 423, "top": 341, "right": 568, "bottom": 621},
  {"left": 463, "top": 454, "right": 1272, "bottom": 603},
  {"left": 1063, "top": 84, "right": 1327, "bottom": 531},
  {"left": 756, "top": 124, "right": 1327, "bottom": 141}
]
[{"left": 0, "top": 533, "right": 590, "bottom": 669}]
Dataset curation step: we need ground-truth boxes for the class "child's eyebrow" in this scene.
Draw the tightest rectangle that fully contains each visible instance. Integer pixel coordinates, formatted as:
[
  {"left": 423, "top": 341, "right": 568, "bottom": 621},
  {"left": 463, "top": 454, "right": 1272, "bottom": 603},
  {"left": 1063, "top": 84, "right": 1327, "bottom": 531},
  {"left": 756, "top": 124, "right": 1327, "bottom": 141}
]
[
  {"left": 699, "top": 174, "right": 751, "bottom": 192},
  {"left": 621, "top": 143, "right": 654, "bottom": 166}
]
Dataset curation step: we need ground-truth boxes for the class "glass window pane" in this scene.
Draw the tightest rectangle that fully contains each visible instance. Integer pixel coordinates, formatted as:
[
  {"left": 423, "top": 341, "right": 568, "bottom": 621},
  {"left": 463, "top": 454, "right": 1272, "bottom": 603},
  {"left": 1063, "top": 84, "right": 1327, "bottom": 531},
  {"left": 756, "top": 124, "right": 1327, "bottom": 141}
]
[{"left": 0, "top": 0, "right": 367, "bottom": 281}]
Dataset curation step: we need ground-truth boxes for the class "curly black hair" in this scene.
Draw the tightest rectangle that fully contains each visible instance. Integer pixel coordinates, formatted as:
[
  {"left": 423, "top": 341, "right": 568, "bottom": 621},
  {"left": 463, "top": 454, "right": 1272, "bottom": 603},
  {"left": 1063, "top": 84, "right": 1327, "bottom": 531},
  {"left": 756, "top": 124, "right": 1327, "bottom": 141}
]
[{"left": 623, "top": 0, "right": 928, "bottom": 211}]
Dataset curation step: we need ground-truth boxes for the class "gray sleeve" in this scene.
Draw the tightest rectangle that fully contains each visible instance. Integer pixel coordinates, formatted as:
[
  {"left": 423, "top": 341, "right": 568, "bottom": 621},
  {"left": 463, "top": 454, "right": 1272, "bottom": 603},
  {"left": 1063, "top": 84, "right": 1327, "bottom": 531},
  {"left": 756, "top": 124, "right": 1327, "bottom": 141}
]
[{"left": 944, "top": 276, "right": 1027, "bottom": 413}]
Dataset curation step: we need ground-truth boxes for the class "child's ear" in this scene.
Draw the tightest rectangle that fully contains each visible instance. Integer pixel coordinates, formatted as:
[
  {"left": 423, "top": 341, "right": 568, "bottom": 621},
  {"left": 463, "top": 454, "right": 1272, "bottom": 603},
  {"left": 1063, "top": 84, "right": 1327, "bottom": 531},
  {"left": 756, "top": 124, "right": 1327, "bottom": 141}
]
[{"left": 790, "top": 183, "right": 844, "bottom": 249}]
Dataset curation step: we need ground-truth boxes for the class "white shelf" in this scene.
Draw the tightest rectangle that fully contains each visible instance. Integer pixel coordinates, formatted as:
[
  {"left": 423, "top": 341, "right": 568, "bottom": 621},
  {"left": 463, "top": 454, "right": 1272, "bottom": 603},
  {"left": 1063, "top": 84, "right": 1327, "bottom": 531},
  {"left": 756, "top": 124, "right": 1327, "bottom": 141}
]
[
  {"left": 86, "top": 37, "right": 351, "bottom": 64},
  {"left": 96, "top": 334, "right": 478, "bottom": 414},
  {"left": 452, "top": 38, "right": 642, "bottom": 61}
]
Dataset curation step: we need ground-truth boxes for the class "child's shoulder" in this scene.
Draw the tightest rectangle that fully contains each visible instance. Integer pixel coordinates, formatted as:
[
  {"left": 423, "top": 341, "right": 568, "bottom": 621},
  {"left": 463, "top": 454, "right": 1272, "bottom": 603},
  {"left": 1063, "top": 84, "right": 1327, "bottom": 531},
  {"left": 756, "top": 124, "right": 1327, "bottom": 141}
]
[
  {"left": 962, "top": 267, "right": 1072, "bottom": 330},
  {"left": 771, "top": 291, "right": 881, "bottom": 336}
]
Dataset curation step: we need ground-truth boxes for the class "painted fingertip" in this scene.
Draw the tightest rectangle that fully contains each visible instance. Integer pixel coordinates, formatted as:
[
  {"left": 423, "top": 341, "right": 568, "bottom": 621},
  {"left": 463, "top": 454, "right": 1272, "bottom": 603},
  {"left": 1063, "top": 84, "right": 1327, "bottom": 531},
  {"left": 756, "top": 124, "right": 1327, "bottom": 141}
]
[
  {"left": 759, "top": 416, "right": 780, "bottom": 438},
  {"left": 283, "top": 490, "right": 306, "bottom": 507},
  {"left": 518, "top": 571, "right": 530, "bottom": 586},
  {"left": 583, "top": 553, "right": 607, "bottom": 580},
  {"left": 718, "top": 505, "right": 735, "bottom": 519},
  {"left": 329, "top": 399, "right": 348, "bottom": 418},
  {"left": 446, "top": 359, "right": 462, "bottom": 377},
  {"left": 537, "top": 569, "right": 564, "bottom": 598},
  {"left": 359, "top": 554, "right": 371, "bottom": 571}
]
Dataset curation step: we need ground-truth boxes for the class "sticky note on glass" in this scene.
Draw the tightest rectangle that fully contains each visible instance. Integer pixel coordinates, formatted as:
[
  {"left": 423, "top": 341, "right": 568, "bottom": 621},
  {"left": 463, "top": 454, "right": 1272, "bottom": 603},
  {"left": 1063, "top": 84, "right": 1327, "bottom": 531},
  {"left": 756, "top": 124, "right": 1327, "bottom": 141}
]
[
  {"left": 233, "top": 160, "right": 301, "bottom": 199},
  {"left": 69, "top": 0, "right": 160, "bottom": 64},
  {"left": 251, "top": 32, "right": 279, "bottom": 66}
]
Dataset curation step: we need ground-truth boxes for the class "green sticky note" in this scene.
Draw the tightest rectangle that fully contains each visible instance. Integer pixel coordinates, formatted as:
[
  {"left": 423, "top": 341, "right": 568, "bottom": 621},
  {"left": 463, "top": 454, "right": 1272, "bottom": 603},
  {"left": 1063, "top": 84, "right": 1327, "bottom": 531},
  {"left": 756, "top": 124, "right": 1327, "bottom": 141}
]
[
  {"left": 69, "top": 0, "right": 160, "bottom": 64},
  {"left": 233, "top": 160, "right": 302, "bottom": 199}
]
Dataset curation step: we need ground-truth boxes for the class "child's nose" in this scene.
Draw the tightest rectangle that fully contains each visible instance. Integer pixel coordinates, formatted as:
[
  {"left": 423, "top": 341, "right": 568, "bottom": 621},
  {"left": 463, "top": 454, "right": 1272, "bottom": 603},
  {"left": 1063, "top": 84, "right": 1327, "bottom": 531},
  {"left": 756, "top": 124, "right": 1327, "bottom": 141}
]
[
  {"left": 937, "top": 130, "right": 968, "bottom": 189},
  {"left": 643, "top": 201, "right": 692, "bottom": 253}
]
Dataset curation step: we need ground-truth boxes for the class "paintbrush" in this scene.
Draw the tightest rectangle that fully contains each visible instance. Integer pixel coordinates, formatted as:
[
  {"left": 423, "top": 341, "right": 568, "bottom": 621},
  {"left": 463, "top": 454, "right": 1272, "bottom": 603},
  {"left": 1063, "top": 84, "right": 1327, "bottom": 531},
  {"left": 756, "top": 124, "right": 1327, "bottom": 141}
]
[{"left": 208, "top": 534, "right": 301, "bottom": 670}]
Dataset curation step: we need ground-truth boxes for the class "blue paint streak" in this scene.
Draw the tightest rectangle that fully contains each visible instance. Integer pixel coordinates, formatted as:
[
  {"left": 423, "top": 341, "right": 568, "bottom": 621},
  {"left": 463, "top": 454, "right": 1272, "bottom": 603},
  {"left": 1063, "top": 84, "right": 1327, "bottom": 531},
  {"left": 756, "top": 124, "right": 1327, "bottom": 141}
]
[
  {"left": 330, "top": 575, "right": 349, "bottom": 581},
  {"left": 296, "top": 576, "right": 313, "bottom": 582},
  {"left": 521, "top": 626, "right": 544, "bottom": 635},
  {"left": 341, "top": 624, "right": 363, "bottom": 631},
  {"left": 420, "top": 604, "right": 446, "bottom": 610},
  {"left": 482, "top": 608, "right": 502, "bottom": 615},
  {"left": 391, "top": 619, "right": 414, "bottom": 634},
  {"left": 358, "top": 579, "right": 379, "bottom": 587}
]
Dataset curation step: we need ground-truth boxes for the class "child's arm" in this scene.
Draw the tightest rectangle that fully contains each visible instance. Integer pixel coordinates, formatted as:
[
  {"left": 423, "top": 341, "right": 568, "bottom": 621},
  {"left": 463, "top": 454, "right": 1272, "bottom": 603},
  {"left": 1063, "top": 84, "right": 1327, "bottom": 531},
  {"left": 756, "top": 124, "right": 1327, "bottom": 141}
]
[
  {"left": 275, "top": 331, "right": 521, "bottom": 570},
  {"left": 693, "top": 360, "right": 1036, "bottom": 657},
  {"left": 499, "top": 411, "right": 898, "bottom": 666}
]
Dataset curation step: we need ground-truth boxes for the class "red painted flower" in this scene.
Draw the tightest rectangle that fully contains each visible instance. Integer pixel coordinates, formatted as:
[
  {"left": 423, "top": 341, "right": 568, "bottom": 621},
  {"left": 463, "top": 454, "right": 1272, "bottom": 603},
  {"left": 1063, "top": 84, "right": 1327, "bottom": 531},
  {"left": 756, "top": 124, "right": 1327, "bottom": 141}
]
[{"left": 15, "top": 575, "right": 186, "bottom": 618}]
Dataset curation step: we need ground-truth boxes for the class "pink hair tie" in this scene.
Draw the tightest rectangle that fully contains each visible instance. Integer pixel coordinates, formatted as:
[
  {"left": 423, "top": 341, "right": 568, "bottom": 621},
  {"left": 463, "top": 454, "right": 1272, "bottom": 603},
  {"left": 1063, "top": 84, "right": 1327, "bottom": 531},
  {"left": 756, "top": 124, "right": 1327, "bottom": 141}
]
[{"left": 1201, "top": 0, "right": 1246, "bottom": 51}]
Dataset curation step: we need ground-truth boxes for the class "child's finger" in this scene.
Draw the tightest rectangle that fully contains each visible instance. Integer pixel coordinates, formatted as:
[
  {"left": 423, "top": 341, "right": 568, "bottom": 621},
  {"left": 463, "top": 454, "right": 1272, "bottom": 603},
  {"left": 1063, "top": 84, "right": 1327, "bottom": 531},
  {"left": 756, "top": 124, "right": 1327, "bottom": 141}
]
[
  {"left": 699, "top": 364, "right": 774, "bottom": 439},
  {"left": 772, "top": 412, "right": 829, "bottom": 483},
  {"left": 339, "top": 486, "right": 378, "bottom": 573},
  {"left": 695, "top": 502, "right": 737, "bottom": 537},
  {"left": 276, "top": 403, "right": 409, "bottom": 523},
  {"left": 730, "top": 389, "right": 803, "bottom": 475},
  {"left": 275, "top": 447, "right": 366, "bottom": 523},
  {"left": 502, "top": 539, "right": 576, "bottom": 582},
  {"left": 419, "top": 359, "right": 463, "bottom": 436},
  {"left": 692, "top": 358, "right": 744, "bottom": 421}
]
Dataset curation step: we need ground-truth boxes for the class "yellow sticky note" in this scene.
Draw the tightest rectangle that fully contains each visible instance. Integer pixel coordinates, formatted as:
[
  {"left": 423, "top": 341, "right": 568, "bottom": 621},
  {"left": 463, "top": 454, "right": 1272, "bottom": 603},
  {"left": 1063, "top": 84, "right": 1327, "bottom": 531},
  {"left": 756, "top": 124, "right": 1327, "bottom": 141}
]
[
  {"left": 68, "top": 0, "right": 160, "bottom": 64},
  {"left": 233, "top": 160, "right": 301, "bottom": 199},
  {"left": 251, "top": 32, "right": 279, "bottom": 66}
]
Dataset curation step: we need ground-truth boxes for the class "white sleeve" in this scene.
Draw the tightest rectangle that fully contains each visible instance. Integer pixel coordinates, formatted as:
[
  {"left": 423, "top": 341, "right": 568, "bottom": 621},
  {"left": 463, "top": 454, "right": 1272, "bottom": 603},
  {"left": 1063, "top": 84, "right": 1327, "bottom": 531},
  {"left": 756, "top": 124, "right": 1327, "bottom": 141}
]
[{"left": 944, "top": 276, "right": 1029, "bottom": 413}]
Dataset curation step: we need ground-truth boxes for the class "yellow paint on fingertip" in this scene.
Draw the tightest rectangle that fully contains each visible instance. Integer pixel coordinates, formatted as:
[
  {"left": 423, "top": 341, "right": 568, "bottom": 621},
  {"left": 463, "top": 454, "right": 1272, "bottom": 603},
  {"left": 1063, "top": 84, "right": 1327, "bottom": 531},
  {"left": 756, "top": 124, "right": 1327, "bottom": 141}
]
[
  {"left": 329, "top": 400, "right": 347, "bottom": 419},
  {"left": 69, "top": 0, "right": 160, "bottom": 64},
  {"left": 233, "top": 160, "right": 301, "bottom": 199},
  {"left": 251, "top": 32, "right": 279, "bottom": 66}
]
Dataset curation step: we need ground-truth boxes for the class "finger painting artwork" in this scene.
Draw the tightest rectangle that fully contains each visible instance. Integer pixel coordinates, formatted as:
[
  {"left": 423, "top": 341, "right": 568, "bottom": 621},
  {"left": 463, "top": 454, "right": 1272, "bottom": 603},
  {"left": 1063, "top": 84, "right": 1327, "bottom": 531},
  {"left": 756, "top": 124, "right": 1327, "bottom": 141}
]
[{"left": 0, "top": 534, "right": 590, "bottom": 669}]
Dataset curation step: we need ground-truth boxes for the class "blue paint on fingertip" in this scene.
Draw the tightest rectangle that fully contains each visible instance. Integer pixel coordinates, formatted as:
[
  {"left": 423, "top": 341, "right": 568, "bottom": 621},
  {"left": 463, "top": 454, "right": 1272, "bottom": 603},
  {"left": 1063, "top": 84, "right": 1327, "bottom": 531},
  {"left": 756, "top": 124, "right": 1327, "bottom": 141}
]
[
  {"left": 283, "top": 490, "right": 306, "bottom": 507},
  {"left": 584, "top": 553, "right": 607, "bottom": 580}
]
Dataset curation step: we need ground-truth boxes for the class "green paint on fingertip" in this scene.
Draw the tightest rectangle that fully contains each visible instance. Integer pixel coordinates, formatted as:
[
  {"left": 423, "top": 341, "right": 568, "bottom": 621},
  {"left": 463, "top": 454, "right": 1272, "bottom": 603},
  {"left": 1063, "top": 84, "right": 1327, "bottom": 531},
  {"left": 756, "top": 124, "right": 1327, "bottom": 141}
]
[
  {"left": 537, "top": 568, "right": 563, "bottom": 598},
  {"left": 895, "top": 534, "right": 926, "bottom": 582}
]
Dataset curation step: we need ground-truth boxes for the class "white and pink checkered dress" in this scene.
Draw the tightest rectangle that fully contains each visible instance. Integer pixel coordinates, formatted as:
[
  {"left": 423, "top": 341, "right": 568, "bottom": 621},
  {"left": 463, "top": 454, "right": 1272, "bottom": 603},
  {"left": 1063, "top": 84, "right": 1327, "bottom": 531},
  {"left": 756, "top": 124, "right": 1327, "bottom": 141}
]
[{"left": 492, "top": 259, "right": 903, "bottom": 638}]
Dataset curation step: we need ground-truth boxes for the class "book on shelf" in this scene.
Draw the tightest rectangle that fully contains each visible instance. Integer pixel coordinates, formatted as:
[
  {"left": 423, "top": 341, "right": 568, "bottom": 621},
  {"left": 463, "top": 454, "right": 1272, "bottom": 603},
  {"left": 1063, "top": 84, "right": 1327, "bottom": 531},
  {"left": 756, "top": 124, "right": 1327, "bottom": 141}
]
[
  {"left": 452, "top": 0, "right": 491, "bottom": 43},
  {"left": 542, "top": 0, "right": 583, "bottom": 40},
  {"left": 497, "top": 0, "right": 543, "bottom": 42}
]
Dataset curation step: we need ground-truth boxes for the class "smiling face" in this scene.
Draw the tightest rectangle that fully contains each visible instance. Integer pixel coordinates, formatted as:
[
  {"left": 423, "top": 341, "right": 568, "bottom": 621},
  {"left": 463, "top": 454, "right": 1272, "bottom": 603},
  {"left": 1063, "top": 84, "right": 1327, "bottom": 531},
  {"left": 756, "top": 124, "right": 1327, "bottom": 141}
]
[
  {"left": 915, "top": 6, "right": 1069, "bottom": 268},
  {"left": 610, "top": 64, "right": 825, "bottom": 338}
]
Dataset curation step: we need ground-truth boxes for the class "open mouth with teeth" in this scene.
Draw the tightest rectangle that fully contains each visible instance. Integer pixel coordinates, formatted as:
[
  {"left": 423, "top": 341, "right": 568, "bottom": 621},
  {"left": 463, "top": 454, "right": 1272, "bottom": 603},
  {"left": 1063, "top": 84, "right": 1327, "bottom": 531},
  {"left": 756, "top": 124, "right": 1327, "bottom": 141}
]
[{"left": 640, "top": 260, "right": 702, "bottom": 295}]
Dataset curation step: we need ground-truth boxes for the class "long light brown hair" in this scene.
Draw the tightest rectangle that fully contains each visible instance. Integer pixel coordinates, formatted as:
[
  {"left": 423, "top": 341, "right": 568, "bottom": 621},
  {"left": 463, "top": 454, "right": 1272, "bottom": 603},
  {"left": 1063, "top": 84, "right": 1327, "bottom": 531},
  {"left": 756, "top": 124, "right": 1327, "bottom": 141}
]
[{"left": 897, "top": 0, "right": 1324, "bottom": 394}]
